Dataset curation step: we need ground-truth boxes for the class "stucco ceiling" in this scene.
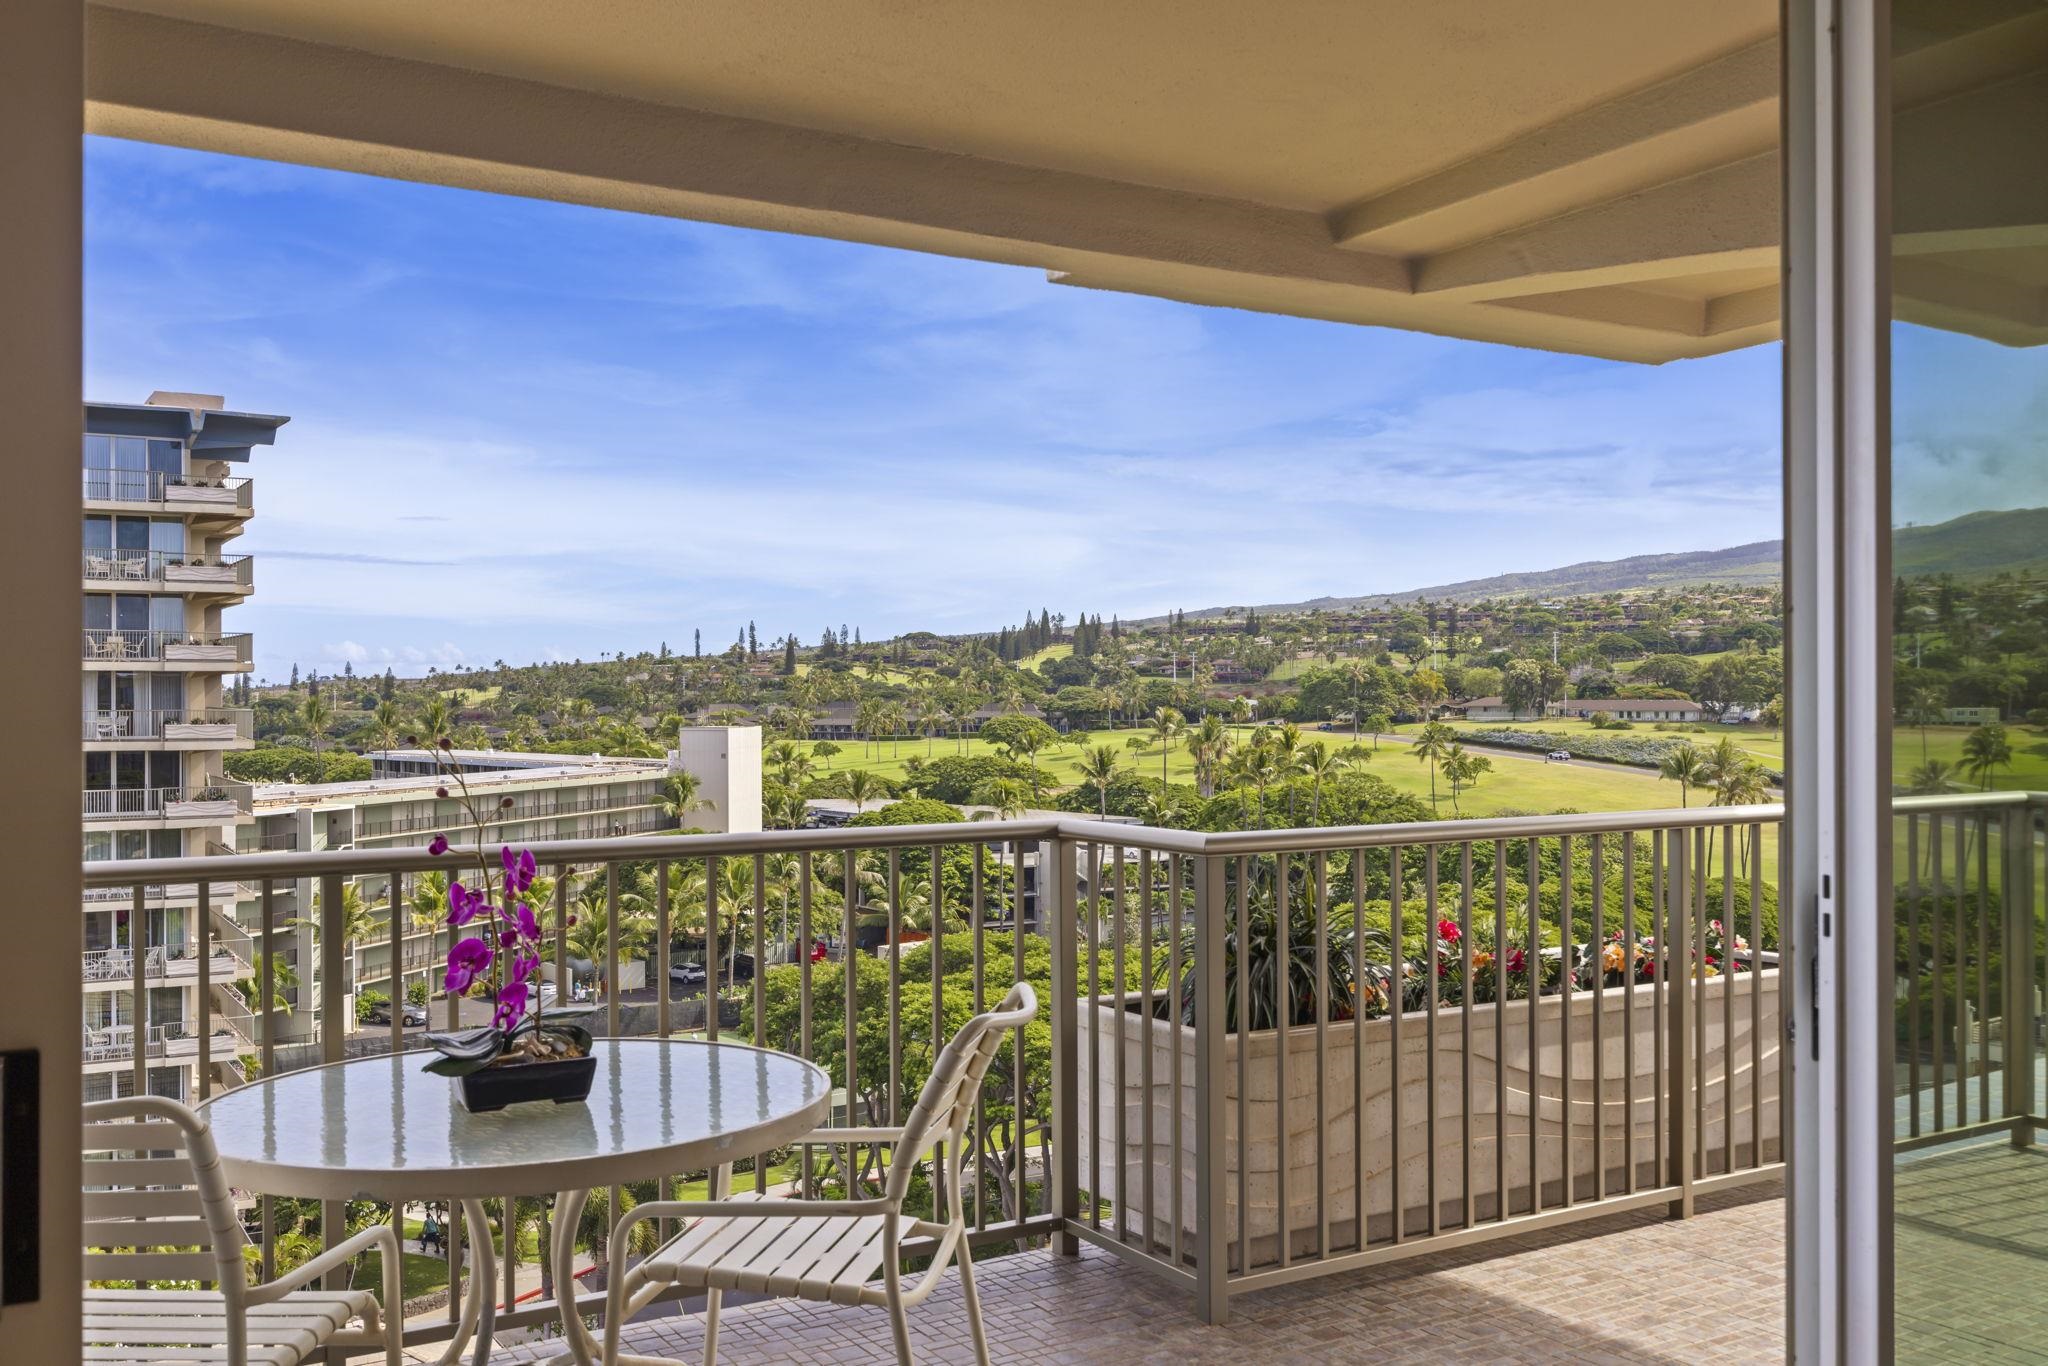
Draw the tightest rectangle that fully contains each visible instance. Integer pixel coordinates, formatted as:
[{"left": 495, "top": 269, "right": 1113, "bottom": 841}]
[{"left": 84, "top": 1, "right": 2048, "bottom": 361}]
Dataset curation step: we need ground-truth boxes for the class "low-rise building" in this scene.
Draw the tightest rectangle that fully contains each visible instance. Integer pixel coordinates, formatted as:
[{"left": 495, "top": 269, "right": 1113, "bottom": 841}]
[{"left": 1549, "top": 697, "right": 1704, "bottom": 723}]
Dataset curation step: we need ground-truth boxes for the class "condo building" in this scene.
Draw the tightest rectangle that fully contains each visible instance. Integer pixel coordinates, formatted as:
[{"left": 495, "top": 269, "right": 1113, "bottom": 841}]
[{"left": 80, "top": 392, "right": 282, "bottom": 1102}]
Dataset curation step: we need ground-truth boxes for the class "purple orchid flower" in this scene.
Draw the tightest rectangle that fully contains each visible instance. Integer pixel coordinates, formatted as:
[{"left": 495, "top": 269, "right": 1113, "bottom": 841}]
[
  {"left": 492, "top": 982, "right": 529, "bottom": 1032},
  {"left": 428, "top": 834, "right": 449, "bottom": 856},
  {"left": 446, "top": 879, "right": 485, "bottom": 927},
  {"left": 501, "top": 845, "right": 537, "bottom": 894},
  {"left": 444, "top": 936, "right": 494, "bottom": 994}
]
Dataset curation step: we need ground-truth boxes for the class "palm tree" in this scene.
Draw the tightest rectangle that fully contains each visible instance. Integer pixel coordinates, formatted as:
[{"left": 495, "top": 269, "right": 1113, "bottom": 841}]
[
  {"left": 969, "top": 777, "right": 1032, "bottom": 821},
  {"left": 1188, "top": 713, "right": 1230, "bottom": 798},
  {"left": 1412, "top": 721, "right": 1457, "bottom": 809},
  {"left": 1908, "top": 759, "right": 1957, "bottom": 794},
  {"left": 1076, "top": 745, "right": 1122, "bottom": 817},
  {"left": 363, "top": 698, "right": 406, "bottom": 754},
  {"left": 1659, "top": 743, "right": 1706, "bottom": 808},
  {"left": 1141, "top": 787, "right": 1186, "bottom": 829},
  {"left": 1148, "top": 706, "right": 1185, "bottom": 787},
  {"left": 1270, "top": 723, "right": 1306, "bottom": 823},
  {"left": 1962, "top": 722, "right": 2013, "bottom": 791},
  {"left": 300, "top": 693, "right": 332, "bottom": 777},
  {"left": 657, "top": 770, "right": 711, "bottom": 824},
  {"left": 415, "top": 695, "right": 453, "bottom": 749},
  {"left": 1296, "top": 740, "right": 1343, "bottom": 824},
  {"left": 1905, "top": 684, "right": 1947, "bottom": 763},
  {"left": 844, "top": 769, "right": 885, "bottom": 814},
  {"left": 1442, "top": 743, "right": 1492, "bottom": 817}
]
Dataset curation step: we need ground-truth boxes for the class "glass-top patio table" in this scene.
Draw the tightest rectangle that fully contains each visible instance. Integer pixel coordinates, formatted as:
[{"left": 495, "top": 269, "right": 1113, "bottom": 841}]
[{"left": 199, "top": 1037, "right": 833, "bottom": 1365}]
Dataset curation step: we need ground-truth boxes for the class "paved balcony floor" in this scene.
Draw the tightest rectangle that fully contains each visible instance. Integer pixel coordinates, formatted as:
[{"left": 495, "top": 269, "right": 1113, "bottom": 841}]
[{"left": 475, "top": 1184, "right": 1788, "bottom": 1364}]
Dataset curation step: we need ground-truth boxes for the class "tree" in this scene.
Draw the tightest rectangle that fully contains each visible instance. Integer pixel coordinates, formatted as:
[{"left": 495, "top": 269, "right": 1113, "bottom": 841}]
[
  {"left": 1147, "top": 706, "right": 1185, "bottom": 787},
  {"left": 1075, "top": 745, "right": 1122, "bottom": 818},
  {"left": 1412, "top": 721, "right": 1457, "bottom": 808},
  {"left": 1962, "top": 721, "right": 2013, "bottom": 791},
  {"left": 1904, "top": 683, "right": 1947, "bottom": 762},
  {"left": 1296, "top": 740, "right": 1343, "bottom": 823},
  {"left": 657, "top": 770, "right": 711, "bottom": 824},
  {"left": 978, "top": 715, "right": 1058, "bottom": 795},
  {"left": 363, "top": 698, "right": 406, "bottom": 754},
  {"left": 1408, "top": 668, "right": 1447, "bottom": 718},
  {"left": 300, "top": 693, "right": 333, "bottom": 777},
  {"left": 844, "top": 769, "right": 887, "bottom": 813},
  {"left": 969, "top": 776, "right": 1033, "bottom": 821},
  {"left": 1441, "top": 743, "right": 1492, "bottom": 816},
  {"left": 1502, "top": 659, "right": 1544, "bottom": 720},
  {"left": 1658, "top": 743, "right": 1706, "bottom": 808}
]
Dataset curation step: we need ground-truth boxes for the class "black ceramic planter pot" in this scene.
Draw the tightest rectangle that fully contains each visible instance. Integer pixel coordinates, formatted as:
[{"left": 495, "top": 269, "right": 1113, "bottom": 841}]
[{"left": 457, "top": 1053, "right": 597, "bottom": 1113}]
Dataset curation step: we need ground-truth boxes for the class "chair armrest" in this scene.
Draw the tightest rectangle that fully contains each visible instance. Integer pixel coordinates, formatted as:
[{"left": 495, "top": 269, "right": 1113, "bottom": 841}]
[
  {"left": 797, "top": 1126, "right": 905, "bottom": 1146},
  {"left": 248, "top": 1223, "right": 402, "bottom": 1305}
]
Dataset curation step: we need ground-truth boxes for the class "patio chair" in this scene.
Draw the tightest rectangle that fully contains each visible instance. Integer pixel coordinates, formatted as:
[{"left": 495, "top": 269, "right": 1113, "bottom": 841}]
[
  {"left": 602, "top": 982, "right": 1038, "bottom": 1366},
  {"left": 81, "top": 1095, "right": 403, "bottom": 1366}
]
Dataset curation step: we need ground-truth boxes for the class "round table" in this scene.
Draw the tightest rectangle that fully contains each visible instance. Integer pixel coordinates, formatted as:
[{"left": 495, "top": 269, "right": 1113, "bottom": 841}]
[{"left": 199, "top": 1038, "right": 833, "bottom": 1365}]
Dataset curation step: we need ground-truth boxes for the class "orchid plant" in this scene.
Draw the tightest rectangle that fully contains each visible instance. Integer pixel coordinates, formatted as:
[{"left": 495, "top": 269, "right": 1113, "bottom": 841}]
[{"left": 415, "top": 738, "right": 592, "bottom": 1076}]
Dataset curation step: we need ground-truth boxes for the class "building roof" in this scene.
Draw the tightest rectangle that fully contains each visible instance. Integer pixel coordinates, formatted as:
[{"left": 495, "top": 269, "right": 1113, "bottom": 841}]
[
  {"left": 85, "top": 396, "right": 289, "bottom": 461},
  {"left": 1554, "top": 697, "right": 1700, "bottom": 710},
  {"left": 365, "top": 747, "right": 659, "bottom": 770},
  {"left": 250, "top": 759, "right": 663, "bottom": 808}
]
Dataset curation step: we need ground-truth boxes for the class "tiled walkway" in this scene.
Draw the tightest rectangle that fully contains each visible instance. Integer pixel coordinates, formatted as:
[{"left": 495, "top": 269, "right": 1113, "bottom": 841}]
[
  {"left": 472, "top": 1183, "right": 1787, "bottom": 1364},
  {"left": 1895, "top": 1139, "right": 2048, "bottom": 1364}
]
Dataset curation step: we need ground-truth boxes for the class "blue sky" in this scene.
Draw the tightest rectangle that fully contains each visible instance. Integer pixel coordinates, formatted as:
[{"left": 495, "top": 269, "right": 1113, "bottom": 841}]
[{"left": 85, "top": 136, "right": 1788, "bottom": 683}]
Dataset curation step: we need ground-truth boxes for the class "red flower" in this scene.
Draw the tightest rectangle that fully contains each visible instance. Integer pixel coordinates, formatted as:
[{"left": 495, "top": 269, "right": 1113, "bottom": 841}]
[
  {"left": 1436, "top": 918, "right": 1461, "bottom": 944},
  {"left": 1641, "top": 959, "right": 1656, "bottom": 979},
  {"left": 1504, "top": 947, "right": 1527, "bottom": 976}
]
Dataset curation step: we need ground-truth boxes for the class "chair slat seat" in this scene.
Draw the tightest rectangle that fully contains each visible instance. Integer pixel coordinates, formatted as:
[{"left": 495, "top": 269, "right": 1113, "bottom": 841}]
[
  {"left": 81, "top": 1096, "right": 401, "bottom": 1366},
  {"left": 83, "top": 1286, "right": 378, "bottom": 1364},
  {"left": 640, "top": 1194, "right": 893, "bottom": 1307}
]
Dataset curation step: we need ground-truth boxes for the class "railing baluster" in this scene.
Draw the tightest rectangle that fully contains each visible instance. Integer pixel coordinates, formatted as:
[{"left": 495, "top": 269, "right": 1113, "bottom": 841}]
[
  {"left": 971, "top": 844, "right": 987, "bottom": 1232},
  {"left": 1423, "top": 849, "right": 1437, "bottom": 1238},
  {"left": 1932, "top": 814, "right": 1946, "bottom": 1132},
  {"left": 796, "top": 852, "right": 812, "bottom": 1202},
  {"left": 259, "top": 877, "right": 276, "bottom": 1283},
  {"left": 1314, "top": 849, "right": 1331, "bottom": 1257},
  {"left": 1010, "top": 840, "right": 1026, "bottom": 1222},
  {"left": 1908, "top": 815, "right": 1922, "bottom": 1136},
  {"left": 197, "top": 878, "right": 213, "bottom": 1100},
  {"left": 1749, "top": 823, "right": 1763, "bottom": 1170},
  {"left": 1590, "top": 833, "right": 1605, "bottom": 1201},
  {"left": 1137, "top": 847, "right": 1156, "bottom": 1258},
  {"left": 1457, "top": 843, "right": 1473, "bottom": 1230},
  {"left": 1693, "top": 828, "right": 1708, "bottom": 1184},
  {"left": 1352, "top": 845, "right": 1369, "bottom": 1251},
  {"left": 843, "top": 850, "right": 859, "bottom": 1125},
  {"left": 755, "top": 852, "right": 770, "bottom": 1195},
  {"left": 1559, "top": 834, "right": 1573, "bottom": 1205},
  {"left": 1390, "top": 845, "right": 1404, "bottom": 1242},
  {"left": 604, "top": 862, "right": 620, "bottom": 1037},
  {"left": 707, "top": 854, "right": 723, "bottom": 1045},
  {"left": 1976, "top": 813, "right": 1990, "bottom": 1127},
  {"left": 1494, "top": 837, "right": 1508, "bottom": 1220},
  {"left": 1276, "top": 852, "right": 1293, "bottom": 1264},
  {"left": 886, "top": 848, "right": 902, "bottom": 1126},
  {"left": 1525, "top": 838, "right": 1540, "bottom": 1217},
  {"left": 1084, "top": 842, "right": 1101, "bottom": 1234},
  {"left": 1172, "top": 850, "right": 1188, "bottom": 1267},
  {"left": 1721, "top": 824, "right": 1736, "bottom": 1175},
  {"left": 1235, "top": 855, "right": 1251, "bottom": 1267},
  {"left": 1952, "top": 812, "right": 1966, "bottom": 1129},
  {"left": 1111, "top": 841, "right": 1128, "bottom": 1242},
  {"left": 1650, "top": 829, "right": 1664, "bottom": 1195}
]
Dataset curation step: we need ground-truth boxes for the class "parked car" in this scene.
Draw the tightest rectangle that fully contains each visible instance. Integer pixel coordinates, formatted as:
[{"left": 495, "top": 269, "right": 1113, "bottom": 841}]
[
  {"left": 364, "top": 999, "right": 428, "bottom": 1028},
  {"left": 1546, "top": 749, "right": 1572, "bottom": 762}
]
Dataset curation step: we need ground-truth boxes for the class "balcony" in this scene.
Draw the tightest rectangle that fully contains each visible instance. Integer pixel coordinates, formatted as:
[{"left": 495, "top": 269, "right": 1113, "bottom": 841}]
[
  {"left": 81, "top": 707, "right": 254, "bottom": 747},
  {"left": 73, "top": 794, "right": 2038, "bottom": 1357},
  {"left": 80, "top": 935, "right": 254, "bottom": 990},
  {"left": 81, "top": 782, "right": 253, "bottom": 824},
  {"left": 83, "top": 548, "right": 253, "bottom": 596},
  {"left": 82, "top": 466, "right": 252, "bottom": 518},
  {"left": 82, "top": 629, "right": 254, "bottom": 671}
]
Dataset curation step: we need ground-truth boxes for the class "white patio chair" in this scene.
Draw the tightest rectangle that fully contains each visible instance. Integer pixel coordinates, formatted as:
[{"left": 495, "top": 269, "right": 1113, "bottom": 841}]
[
  {"left": 82, "top": 1095, "right": 402, "bottom": 1366},
  {"left": 603, "top": 982, "right": 1039, "bottom": 1366}
]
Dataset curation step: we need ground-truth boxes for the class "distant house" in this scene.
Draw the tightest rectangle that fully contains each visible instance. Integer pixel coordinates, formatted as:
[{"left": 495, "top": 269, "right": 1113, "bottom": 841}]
[
  {"left": 1548, "top": 697, "right": 1703, "bottom": 723},
  {"left": 1943, "top": 706, "right": 2001, "bottom": 725},
  {"left": 808, "top": 700, "right": 860, "bottom": 740},
  {"left": 1447, "top": 696, "right": 1534, "bottom": 721}
]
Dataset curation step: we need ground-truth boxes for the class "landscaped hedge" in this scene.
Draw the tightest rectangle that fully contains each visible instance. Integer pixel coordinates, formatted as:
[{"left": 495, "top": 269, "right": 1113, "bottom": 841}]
[
  {"left": 1459, "top": 728, "right": 1784, "bottom": 784},
  {"left": 1460, "top": 728, "right": 1695, "bottom": 769}
]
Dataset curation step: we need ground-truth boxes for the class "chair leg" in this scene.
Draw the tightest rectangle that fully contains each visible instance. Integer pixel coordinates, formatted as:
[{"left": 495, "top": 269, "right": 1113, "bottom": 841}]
[
  {"left": 888, "top": 1298, "right": 915, "bottom": 1366},
  {"left": 702, "top": 1289, "right": 721, "bottom": 1366},
  {"left": 957, "top": 1246, "right": 990, "bottom": 1366}
]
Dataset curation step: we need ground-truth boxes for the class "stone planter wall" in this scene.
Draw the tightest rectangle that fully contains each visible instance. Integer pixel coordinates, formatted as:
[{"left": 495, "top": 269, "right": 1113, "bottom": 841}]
[{"left": 1077, "top": 969, "right": 1780, "bottom": 1268}]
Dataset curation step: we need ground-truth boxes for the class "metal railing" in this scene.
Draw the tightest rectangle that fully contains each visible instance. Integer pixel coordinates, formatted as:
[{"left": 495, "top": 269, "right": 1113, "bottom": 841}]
[
  {"left": 353, "top": 788, "right": 665, "bottom": 838},
  {"left": 73, "top": 793, "right": 2042, "bottom": 1341},
  {"left": 81, "top": 783, "right": 252, "bottom": 820},
  {"left": 82, "top": 707, "right": 255, "bottom": 742},
  {"left": 81, "top": 629, "right": 254, "bottom": 667},
  {"left": 83, "top": 467, "right": 252, "bottom": 512},
  {"left": 82, "top": 549, "right": 253, "bottom": 590}
]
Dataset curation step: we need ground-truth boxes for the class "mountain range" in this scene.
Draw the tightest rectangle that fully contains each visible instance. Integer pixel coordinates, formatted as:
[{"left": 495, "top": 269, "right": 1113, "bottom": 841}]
[{"left": 1144, "top": 506, "right": 2048, "bottom": 618}]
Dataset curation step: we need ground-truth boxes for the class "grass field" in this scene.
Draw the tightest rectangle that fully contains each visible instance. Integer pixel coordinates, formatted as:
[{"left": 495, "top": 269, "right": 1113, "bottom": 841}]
[{"left": 437, "top": 685, "right": 503, "bottom": 706}]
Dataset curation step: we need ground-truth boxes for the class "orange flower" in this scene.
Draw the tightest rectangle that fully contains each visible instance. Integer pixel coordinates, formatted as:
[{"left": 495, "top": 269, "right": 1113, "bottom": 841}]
[
  {"left": 1602, "top": 942, "right": 1627, "bottom": 973},
  {"left": 1471, "top": 951, "right": 1494, "bottom": 972}
]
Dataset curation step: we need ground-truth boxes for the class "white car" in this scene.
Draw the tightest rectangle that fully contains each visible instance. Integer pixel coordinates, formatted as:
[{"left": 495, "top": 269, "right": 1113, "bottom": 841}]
[{"left": 1546, "top": 749, "right": 1572, "bottom": 762}]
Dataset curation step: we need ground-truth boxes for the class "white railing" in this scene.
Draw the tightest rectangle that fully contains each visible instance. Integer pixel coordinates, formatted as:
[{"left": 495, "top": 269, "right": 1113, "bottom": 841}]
[
  {"left": 82, "top": 708, "right": 255, "bottom": 742},
  {"left": 81, "top": 629, "right": 254, "bottom": 666},
  {"left": 73, "top": 793, "right": 2040, "bottom": 1341},
  {"left": 82, "top": 783, "right": 252, "bottom": 820},
  {"left": 83, "top": 466, "right": 251, "bottom": 512},
  {"left": 83, "top": 549, "right": 253, "bottom": 590}
]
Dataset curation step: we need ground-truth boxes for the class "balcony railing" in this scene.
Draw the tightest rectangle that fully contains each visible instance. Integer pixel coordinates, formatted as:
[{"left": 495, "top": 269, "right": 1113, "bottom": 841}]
[
  {"left": 83, "top": 548, "right": 253, "bottom": 592},
  {"left": 74, "top": 792, "right": 2041, "bottom": 1347},
  {"left": 82, "top": 466, "right": 252, "bottom": 514},
  {"left": 81, "top": 783, "right": 252, "bottom": 821},
  {"left": 80, "top": 933, "right": 254, "bottom": 986},
  {"left": 81, "top": 629, "right": 254, "bottom": 667},
  {"left": 353, "top": 788, "right": 664, "bottom": 838},
  {"left": 81, "top": 707, "right": 254, "bottom": 742}
]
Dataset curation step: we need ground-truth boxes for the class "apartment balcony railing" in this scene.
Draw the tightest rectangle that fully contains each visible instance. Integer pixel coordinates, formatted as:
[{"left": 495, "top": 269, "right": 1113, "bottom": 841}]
[
  {"left": 81, "top": 629, "right": 254, "bottom": 668},
  {"left": 83, "top": 548, "right": 254, "bottom": 593},
  {"left": 81, "top": 706, "right": 254, "bottom": 743},
  {"left": 82, "top": 466, "right": 252, "bottom": 515},
  {"left": 81, "top": 782, "right": 252, "bottom": 821},
  {"left": 353, "top": 789, "right": 662, "bottom": 838},
  {"left": 74, "top": 793, "right": 2041, "bottom": 1348}
]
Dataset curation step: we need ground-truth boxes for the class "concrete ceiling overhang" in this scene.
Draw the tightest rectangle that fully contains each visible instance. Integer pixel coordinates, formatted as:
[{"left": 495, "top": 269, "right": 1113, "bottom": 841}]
[{"left": 83, "top": 1, "right": 2048, "bottom": 363}]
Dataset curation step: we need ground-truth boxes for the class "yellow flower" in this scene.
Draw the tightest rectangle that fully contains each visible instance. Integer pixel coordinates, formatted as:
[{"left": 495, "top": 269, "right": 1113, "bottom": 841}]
[{"left": 1471, "top": 951, "right": 1494, "bottom": 971}]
